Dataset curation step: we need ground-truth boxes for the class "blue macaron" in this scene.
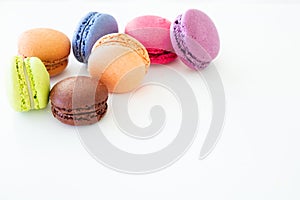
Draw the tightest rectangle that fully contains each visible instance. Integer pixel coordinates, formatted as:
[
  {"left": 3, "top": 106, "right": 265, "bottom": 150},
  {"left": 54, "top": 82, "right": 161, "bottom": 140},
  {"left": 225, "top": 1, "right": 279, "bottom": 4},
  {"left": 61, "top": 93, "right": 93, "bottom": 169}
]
[{"left": 72, "top": 12, "right": 118, "bottom": 63}]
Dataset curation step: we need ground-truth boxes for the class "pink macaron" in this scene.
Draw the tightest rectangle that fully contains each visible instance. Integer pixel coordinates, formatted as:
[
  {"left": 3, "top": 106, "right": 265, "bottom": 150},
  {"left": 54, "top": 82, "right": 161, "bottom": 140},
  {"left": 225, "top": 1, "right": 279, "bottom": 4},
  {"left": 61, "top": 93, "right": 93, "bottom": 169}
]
[
  {"left": 170, "top": 9, "right": 220, "bottom": 70},
  {"left": 125, "top": 15, "right": 177, "bottom": 64}
]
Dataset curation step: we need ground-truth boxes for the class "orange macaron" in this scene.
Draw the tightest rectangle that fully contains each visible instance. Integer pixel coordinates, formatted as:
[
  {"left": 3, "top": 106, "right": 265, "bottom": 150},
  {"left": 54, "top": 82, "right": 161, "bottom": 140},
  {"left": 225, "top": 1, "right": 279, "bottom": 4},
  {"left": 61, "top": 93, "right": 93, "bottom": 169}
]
[{"left": 18, "top": 28, "right": 71, "bottom": 77}]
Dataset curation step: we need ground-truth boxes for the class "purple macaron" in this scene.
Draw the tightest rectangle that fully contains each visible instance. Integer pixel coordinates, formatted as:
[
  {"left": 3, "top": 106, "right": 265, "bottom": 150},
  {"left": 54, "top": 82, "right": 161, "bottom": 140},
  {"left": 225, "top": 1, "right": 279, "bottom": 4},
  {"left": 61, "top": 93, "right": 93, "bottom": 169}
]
[
  {"left": 170, "top": 9, "right": 220, "bottom": 70},
  {"left": 72, "top": 12, "right": 118, "bottom": 63}
]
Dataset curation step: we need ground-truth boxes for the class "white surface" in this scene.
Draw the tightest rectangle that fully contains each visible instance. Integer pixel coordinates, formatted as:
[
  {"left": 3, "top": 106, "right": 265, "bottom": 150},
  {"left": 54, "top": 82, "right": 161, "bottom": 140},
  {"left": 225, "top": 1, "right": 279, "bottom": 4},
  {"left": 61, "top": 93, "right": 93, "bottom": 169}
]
[{"left": 1, "top": 1, "right": 300, "bottom": 199}]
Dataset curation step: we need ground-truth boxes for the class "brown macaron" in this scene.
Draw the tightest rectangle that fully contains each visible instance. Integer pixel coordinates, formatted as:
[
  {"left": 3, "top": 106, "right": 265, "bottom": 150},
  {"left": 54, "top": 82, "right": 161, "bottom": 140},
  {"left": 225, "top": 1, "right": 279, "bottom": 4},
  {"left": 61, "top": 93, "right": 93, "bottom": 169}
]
[
  {"left": 18, "top": 28, "right": 71, "bottom": 77},
  {"left": 50, "top": 76, "right": 108, "bottom": 126}
]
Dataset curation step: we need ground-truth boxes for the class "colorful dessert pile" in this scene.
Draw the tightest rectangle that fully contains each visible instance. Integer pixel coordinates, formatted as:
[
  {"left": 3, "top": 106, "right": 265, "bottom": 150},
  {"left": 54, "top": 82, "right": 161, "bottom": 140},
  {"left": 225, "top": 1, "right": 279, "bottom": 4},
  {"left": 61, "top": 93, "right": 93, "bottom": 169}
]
[{"left": 8, "top": 9, "right": 220, "bottom": 126}]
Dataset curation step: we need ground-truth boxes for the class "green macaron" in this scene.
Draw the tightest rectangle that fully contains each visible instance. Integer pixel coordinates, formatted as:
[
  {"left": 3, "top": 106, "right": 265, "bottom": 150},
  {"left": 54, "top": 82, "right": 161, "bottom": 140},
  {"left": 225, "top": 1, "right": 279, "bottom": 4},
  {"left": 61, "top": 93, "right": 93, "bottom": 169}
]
[{"left": 9, "top": 56, "right": 50, "bottom": 112}]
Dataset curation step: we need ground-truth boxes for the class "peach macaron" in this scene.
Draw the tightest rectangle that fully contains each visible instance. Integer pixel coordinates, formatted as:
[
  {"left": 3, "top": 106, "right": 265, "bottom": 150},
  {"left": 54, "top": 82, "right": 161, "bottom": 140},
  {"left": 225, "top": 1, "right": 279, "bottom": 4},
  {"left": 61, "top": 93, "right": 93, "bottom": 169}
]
[{"left": 88, "top": 33, "right": 150, "bottom": 93}]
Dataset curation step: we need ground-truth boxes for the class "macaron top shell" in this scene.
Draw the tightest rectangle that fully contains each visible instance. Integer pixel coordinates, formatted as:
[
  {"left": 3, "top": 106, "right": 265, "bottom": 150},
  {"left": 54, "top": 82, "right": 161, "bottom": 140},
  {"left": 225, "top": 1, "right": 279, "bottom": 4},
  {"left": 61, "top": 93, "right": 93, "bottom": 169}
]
[
  {"left": 72, "top": 12, "right": 118, "bottom": 63},
  {"left": 181, "top": 9, "right": 220, "bottom": 60},
  {"left": 18, "top": 28, "right": 70, "bottom": 62},
  {"left": 126, "top": 15, "right": 170, "bottom": 29},
  {"left": 125, "top": 15, "right": 174, "bottom": 52},
  {"left": 92, "top": 33, "right": 150, "bottom": 67},
  {"left": 50, "top": 76, "right": 108, "bottom": 110}
]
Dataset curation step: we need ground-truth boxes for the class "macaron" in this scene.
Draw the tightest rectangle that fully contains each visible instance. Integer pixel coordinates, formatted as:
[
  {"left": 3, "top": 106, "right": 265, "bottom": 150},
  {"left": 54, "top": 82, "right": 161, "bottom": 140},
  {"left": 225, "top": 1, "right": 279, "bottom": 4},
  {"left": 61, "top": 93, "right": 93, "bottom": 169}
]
[
  {"left": 88, "top": 33, "right": 150, "bottom": 93},
  {"left": 18, "top": 28, "right": 71, "bottom": 76},
  {"left": 125, "top": 15, "right": 177, "bottom": 64},
  {"left": 8, "top": 56, "right": 50, "bottom": 112},
  {"left": 170, "top": 9, "right": 220, "bottom": 70},
  {"left": 72, "top": 12, "right": 119, "bottom": 63},
  {"left": 50, "top": 76, "right": 108, "bottom": 126}
]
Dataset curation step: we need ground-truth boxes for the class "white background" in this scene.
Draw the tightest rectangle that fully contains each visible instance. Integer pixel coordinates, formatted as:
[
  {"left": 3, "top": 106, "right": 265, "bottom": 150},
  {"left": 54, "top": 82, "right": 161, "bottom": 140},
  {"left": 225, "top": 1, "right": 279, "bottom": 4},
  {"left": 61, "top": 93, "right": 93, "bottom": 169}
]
[{"left": 1, "top": 0, "right": 300, "bottom": 199}]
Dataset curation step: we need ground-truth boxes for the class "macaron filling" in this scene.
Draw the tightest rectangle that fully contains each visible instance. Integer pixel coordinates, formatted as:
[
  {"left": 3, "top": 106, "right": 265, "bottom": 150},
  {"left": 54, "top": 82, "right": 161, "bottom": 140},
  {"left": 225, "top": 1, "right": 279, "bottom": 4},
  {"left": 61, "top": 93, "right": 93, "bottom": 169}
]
[
  {"left": 51, "top": 100, "right": 107, "bottom": 123},
  {"left": 43, "top": 56, "right": 68, "bottom": 66},
  {"left": 21, "top": 55, "right": 68, "bottom": 71},
  {"left": 147, "top": 48, "right": 177, "bottom": 64},
  {"left": 172, "top": 15, "right": 210, "bottom": 69},
  {"left": 24, "top": 58, "right": 38, "bottom": 109}
]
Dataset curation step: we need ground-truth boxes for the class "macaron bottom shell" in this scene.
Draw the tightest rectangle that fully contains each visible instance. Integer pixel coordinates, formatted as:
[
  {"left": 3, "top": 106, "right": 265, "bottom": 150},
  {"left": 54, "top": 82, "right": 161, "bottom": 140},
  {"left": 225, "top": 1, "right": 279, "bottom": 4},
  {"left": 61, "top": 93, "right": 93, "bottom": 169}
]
[{"left": 147, "top": 48, "right": 177, "bottom": 64}]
